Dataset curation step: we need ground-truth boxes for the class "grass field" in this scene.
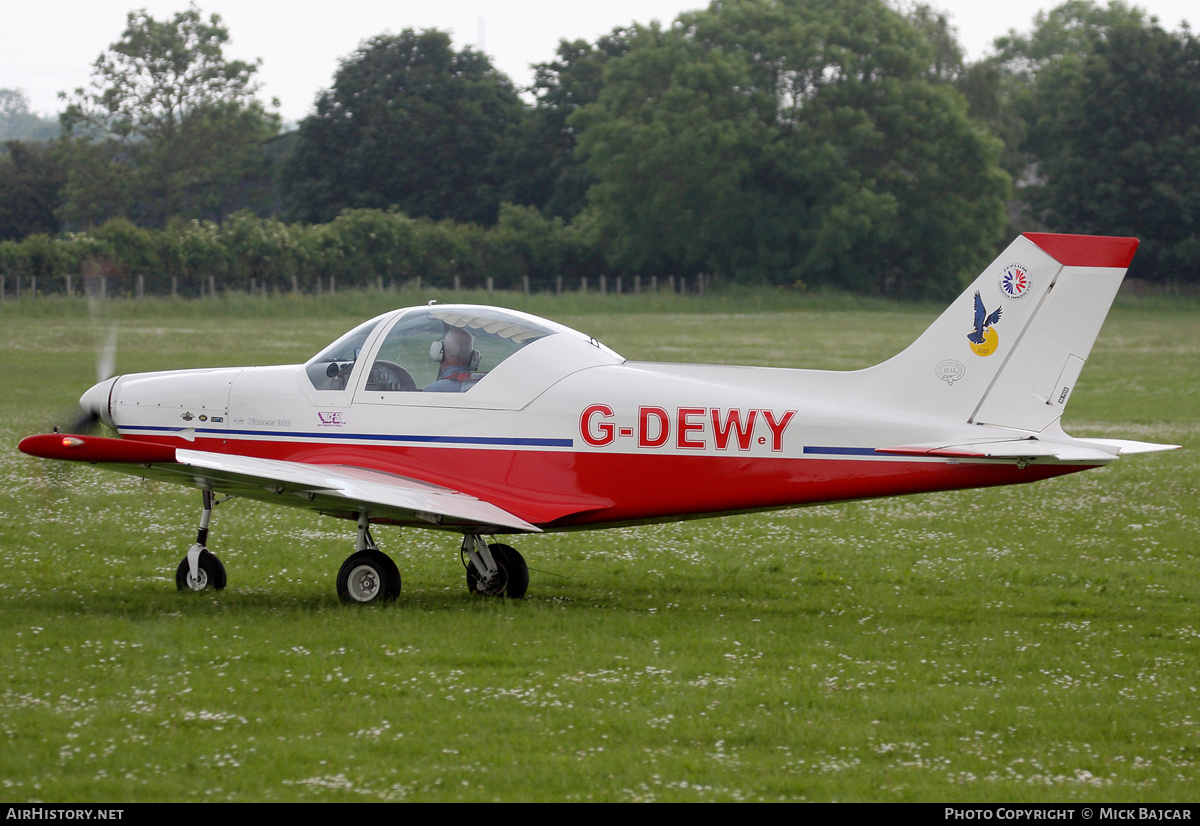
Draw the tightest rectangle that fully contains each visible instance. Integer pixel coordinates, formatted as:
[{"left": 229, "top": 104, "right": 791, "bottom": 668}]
[{"left": 0, "top": 289, "right": 1197, "bottom": 802}]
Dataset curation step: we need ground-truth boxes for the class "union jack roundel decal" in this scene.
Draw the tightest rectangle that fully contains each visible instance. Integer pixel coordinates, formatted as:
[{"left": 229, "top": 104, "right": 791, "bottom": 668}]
[{"left": 999, "top": 264, "right": 1031, "bottom": 300}]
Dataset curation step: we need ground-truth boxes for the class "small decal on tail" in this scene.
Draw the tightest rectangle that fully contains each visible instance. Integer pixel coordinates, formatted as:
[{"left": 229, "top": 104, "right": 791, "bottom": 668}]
[
  {"left": 999, "top": 264, "right": 1031, "bottom": 300},
  {"left": 936, "top": 359, "right": 966, "bottom": 386}
]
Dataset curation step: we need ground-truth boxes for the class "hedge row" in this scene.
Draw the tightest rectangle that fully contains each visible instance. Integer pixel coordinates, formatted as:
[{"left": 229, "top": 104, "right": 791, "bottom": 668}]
[{"left": 0, "top": 205, "right": 621, "bottom": 298}]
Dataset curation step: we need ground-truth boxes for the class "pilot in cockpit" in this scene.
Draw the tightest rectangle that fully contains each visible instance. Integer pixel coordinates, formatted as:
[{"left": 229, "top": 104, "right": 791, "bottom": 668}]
[{"left": 425, "top": 326, "right": 481, "bottom": 392}]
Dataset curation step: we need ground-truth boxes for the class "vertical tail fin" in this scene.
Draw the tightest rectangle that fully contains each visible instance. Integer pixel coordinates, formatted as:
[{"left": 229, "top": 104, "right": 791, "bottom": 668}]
[{"left": 862, "top": 233, "right": 1138, "bottom": 432}]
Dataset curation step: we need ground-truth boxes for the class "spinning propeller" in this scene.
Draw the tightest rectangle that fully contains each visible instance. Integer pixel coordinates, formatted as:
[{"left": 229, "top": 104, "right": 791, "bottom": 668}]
[{"left": 55, "top": 291, "right": 119, "bottom": 435}]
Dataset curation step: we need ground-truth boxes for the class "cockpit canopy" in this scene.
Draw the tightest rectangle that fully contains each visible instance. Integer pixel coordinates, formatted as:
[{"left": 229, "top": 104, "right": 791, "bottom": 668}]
[{"left": 304, "top": 305, "right": 623, "bottom": 408}]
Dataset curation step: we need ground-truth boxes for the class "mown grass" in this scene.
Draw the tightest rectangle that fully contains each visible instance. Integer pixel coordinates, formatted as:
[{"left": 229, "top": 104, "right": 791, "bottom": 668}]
[{"left": 0, "top": 289, "right": 1197, "bottom": 802}]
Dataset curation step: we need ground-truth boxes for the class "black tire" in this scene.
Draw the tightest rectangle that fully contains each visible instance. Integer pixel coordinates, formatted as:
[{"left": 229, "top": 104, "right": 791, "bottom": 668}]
[
  {"left": 175, "top": 549, "right": 227, "bottom": 592},
  {"left": 337, "top": 549, "right": 401, "bottom": 604},
  {"left": 467, "top": 543, "right": 528, "bottom": 599}
]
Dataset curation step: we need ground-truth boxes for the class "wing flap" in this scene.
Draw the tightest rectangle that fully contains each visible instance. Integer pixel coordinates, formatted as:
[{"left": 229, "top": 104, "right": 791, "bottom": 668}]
[{"left": 170, "top": 450, "right": 540, "bottom": 532}]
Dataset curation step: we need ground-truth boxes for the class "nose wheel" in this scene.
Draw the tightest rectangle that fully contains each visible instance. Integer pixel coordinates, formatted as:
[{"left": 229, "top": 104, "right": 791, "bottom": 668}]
[
  {"left": 176, "top": 491, "right": 227, "bottom": 592},
  {"left": 176, "top": 547, "right": 226, "bottom": 591}
]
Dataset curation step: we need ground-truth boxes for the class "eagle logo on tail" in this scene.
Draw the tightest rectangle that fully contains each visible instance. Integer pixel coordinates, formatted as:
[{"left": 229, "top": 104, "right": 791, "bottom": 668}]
[{"left": 967, "top": 291, "right": 1002, "bottom": 356}]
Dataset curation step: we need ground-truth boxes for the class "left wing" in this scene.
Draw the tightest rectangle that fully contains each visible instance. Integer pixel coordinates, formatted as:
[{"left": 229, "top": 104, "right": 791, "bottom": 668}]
[{"left": 19, "top": 434, "right": 539, "bottom": 533}]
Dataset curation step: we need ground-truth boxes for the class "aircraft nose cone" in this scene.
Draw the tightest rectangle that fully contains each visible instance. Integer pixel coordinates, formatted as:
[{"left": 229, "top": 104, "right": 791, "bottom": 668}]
[{"left": 79, "top": 377, "right": 119, "bottom": 428}]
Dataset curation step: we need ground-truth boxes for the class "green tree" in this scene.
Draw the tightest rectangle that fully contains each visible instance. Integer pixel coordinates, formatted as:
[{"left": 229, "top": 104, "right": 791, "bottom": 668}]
[
  {"left": 574, "top": 0, "right": 1009, "bottom": 296},
  {"left": 503, "top": 29, "right": 637, "bottom": 219},
  {"left": 281, "top": 29, "right": 525, "bottom": 226},
  {"left": 992, "top": 0, "right": 1150, "bottom": 84},
  {"left": 906, "top": 3, "right": 966, "bottom": 82},
  {"left": 988, "top": 1, "right": 1200, "bottom": 282},
  {"left": 1022, "top": 15, "right": 1200, "bottom": 281},
  {"left": 0, "top": 140, "right": 66, "bottom": 240},
  {"left": 58, "top": 3, "right": 280, "bottom": 227},
  {"left": 953, "top": 60, "right": 1030, "bottom": 188},
  {"left": 984, "top": 1, "right": 1151, "bottom": 184}
]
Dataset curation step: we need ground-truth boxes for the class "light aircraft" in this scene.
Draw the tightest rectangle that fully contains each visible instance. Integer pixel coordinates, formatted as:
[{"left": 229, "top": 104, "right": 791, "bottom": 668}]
[{"left": 19, "top": 232, "right": 1179, "bottom": 603}]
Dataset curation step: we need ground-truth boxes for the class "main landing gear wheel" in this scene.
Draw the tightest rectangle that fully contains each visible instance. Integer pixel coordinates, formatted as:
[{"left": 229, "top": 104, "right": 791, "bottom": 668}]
[
  {"left": 337, "top": 549, "right": 402, "bottom": 604},
  {"left": 467, "top": 542, "right": 529, "bottom": 599},
  {"left": 176, "top": 549, "right": 227, "bottom": 592}
]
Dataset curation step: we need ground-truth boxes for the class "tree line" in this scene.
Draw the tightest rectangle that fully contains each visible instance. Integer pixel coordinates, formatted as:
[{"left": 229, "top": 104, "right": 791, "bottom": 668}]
[
  {"left": 1, "top": 0, "right": 1198, "bottom": 299},
  {"left": 0, "top": 207, "right": 602, "bottom": 299}
]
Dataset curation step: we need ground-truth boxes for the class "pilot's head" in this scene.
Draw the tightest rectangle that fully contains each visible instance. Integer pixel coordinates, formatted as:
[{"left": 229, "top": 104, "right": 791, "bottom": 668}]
[{"left": 431, "top": 326, "right": 480, "bottom": 369}]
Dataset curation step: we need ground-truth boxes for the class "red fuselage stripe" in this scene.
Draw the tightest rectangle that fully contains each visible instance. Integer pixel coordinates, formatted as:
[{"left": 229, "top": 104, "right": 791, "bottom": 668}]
[{"left": 129, "top": 434, "right": 1091, "bottom": 529}]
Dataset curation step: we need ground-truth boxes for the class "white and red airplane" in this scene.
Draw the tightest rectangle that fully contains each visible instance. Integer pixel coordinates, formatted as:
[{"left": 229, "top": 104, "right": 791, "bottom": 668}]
[{"left": 19, "top": 232, "right": 1178, "bottom": 603}]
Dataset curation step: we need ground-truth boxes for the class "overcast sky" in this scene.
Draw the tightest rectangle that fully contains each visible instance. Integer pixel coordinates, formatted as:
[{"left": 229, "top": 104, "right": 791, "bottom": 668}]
[{"left": 3, "top": 0, "right": 1196, "bottom": 124}]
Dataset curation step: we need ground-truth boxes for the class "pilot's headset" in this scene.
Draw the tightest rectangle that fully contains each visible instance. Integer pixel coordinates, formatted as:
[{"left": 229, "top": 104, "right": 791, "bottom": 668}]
[{"left": 430, "top": 325, "right": 481, "bottom": 370}]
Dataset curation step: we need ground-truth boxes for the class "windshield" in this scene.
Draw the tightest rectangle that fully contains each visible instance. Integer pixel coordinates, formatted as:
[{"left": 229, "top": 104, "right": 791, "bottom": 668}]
[{"left": 305, "top": 317, "right": 385, "bottom": 390}]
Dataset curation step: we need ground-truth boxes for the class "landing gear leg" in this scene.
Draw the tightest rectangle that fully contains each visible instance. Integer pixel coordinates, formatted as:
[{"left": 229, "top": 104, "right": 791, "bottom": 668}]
[
  {"left": 176, "top": 489, "right": 227, "bottom": 591},
  {"left": 336, "top": 511, "right": 401, "bottom": 604},
  {"left": 463, "top": 534, "right": 529, "bottom": 598}
]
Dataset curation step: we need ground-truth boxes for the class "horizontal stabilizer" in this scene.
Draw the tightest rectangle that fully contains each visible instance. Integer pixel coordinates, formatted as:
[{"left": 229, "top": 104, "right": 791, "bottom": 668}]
[
  {"left": 878, "top": 438, "right": 1121, "bottom": 463},
  {"left": 1071, "top": 437, "right": 1181, "bottom": 456}
]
